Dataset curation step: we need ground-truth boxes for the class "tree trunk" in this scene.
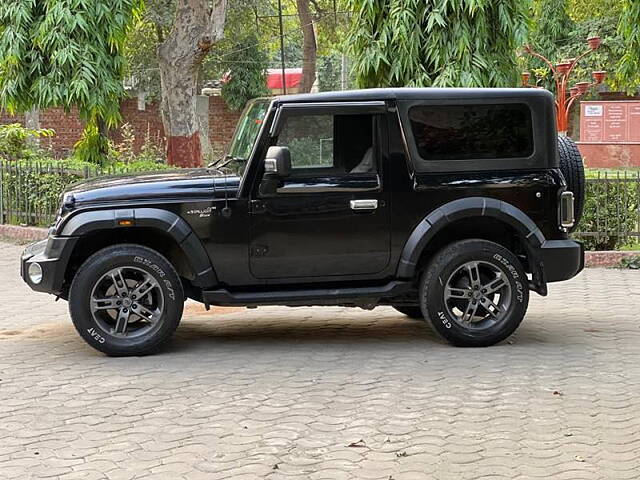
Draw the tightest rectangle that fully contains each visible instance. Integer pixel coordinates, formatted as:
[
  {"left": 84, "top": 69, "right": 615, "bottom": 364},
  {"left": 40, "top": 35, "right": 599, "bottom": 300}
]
[
  {"left": 296, "top": 0, "right": 317, "bottom": 93},
  {"left": 24, "top": 107, "right": 40, "bottom": 149},
  {"left": 157, "top": 0, "right": 227, "bottom": 167}
]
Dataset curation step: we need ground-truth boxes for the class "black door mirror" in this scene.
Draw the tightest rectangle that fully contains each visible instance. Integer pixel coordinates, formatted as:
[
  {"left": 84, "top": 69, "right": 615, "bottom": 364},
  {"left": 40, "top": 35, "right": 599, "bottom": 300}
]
[{"left": 264, "top": 146, "right": 291, "bottom": 178}]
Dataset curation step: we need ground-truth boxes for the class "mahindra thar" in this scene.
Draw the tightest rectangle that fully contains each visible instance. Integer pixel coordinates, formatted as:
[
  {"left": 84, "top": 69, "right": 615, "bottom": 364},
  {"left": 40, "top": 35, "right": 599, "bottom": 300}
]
[{"left": 21, "top": 88, "right": 585, "bottom": 355}]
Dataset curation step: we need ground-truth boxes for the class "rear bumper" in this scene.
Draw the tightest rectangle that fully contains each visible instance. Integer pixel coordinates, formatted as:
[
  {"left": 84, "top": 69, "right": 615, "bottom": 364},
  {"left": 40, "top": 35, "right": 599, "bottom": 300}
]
[
  {"left": 21, "top": 236, "right": 78, "bottom": 296},
  {"left": 537, "top": 239, "right": 584, "bottom": 282}
]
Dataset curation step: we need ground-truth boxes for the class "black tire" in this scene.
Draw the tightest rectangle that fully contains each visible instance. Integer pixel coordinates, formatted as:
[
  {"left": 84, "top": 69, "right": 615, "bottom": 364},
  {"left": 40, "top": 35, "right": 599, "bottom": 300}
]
[
  {"left": 557, "top": 135, "right": 585, "bottom": 231},
  {"left": 69, "top": 244, "right": 184, "bottom": 356},
  {"left": 420, "top": 239, "right": 529, "bottom": 347},
  {"left": 392, "top": 305, "right": 424, "bottom": 319}
]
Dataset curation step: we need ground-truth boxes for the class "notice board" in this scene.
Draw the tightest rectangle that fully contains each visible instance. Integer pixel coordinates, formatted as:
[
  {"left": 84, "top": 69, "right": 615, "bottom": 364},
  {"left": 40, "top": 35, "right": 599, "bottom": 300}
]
[{"left": 580, "top": 101, "right": 640, "bottom": 143}]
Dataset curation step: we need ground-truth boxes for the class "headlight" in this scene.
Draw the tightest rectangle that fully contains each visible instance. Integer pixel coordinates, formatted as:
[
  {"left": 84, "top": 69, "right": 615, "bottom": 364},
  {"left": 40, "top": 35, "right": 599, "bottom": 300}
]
[{"left": 28, "top": 262, "right": 43, "bottom": 284}]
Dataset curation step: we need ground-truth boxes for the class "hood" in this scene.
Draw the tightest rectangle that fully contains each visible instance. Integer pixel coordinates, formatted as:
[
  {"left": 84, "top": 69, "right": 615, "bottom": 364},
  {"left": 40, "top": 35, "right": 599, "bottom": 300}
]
[{"left": 66, "top": 168, "right": 240, "bottom": 206}]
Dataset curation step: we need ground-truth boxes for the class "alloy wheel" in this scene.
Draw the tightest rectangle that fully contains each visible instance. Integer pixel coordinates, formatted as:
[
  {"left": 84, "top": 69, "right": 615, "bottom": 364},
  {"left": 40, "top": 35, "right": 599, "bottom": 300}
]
[
  {"left": 90, "top": 266, "right": 164, "bottom": 338},
  {"left": 443, "top": 260, "right": 512, "bottom": 330}
]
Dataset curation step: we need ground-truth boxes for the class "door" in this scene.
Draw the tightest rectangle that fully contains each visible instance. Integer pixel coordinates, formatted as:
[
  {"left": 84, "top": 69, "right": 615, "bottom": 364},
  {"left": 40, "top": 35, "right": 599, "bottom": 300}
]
[{"left": 249, "top": 105, "right": 391, "bottom": 280}]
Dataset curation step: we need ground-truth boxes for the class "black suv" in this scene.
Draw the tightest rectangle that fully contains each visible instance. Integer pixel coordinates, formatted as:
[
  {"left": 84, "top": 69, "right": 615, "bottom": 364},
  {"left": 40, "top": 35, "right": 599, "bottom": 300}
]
[{"left": 21, "top": 88, "right": 585, "bottom": 356}]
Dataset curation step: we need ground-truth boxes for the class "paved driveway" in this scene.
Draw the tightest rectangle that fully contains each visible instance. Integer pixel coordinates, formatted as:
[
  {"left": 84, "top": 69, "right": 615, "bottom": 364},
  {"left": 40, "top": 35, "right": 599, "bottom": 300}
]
[{"left": 1, "top": 240, "right": 640, "bottom": 479}]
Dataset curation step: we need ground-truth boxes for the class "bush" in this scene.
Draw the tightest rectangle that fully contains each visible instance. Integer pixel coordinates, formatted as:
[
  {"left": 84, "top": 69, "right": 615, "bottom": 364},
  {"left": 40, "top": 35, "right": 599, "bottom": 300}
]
[
  {"left": 0, "top": 123, "right": 55, "bottom": 160},
  {"left": 109, "top": 123, "right": 165, "bottom": 165},
  {"left": 578, "top": 178, "right": 639, "bottom": 250}
]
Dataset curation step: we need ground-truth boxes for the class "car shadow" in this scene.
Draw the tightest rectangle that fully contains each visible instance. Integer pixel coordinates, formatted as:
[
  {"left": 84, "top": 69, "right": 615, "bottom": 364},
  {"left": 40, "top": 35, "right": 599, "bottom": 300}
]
[{"left": 160, "top": 308, "right": 574, "bottom": 354}]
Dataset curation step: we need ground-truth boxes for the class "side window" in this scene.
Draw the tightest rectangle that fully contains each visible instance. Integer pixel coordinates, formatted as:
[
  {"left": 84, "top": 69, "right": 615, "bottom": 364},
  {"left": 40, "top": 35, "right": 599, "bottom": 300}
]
[
  {"left": 408, "top": 103, "right": 534, "bottom": 162},
  {"left": 276, "top": 113, "right": 375, "bottom": 175}
]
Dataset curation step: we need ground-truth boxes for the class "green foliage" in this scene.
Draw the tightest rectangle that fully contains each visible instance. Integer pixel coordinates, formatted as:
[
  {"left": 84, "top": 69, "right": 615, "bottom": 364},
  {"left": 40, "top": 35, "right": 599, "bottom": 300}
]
[
  {"left": 218, "top": 34, "right": 269, "bottom": 111},
  {"left": 523, "top": 15, "right": 626, "bottom": 90},
  {"left": 524, "top": 0, "right": 639, "bottom": 93},
  {"left": 530, "top": 0, "right": 573, "bottom": 53},
  {"left": 0, "top": 0, "right": 140, "bottom": 122},
  {"left": 0, "top": 0, "right": 141, "bottom": 164},
  {"left": 618, "top": 0, "right": 640, "bottom": 90},
  {"left": 318, "top": 53, "right": 348, "bottom": 92},
  {"left": 346, "top": 0, "right": 531, "bottom": 88},
  {"left": 287, "top": 136, "right": 329, "bottom": 167},
  {"left": 619, "top": 255, "right": 640, "bottom": 269},
  {"left": 109, "top": 122, "right": 165, "bottom": 164},
  {"left": 71, "top": 122, "right": 110, "bottom": 166},
  {"left": 123, "top": 19, "right": 162, "bottom": 99},
  {"left": 0, "top": 123, "right": 54, "bottom": 160},
  {"left": 568, "top": 0, "right": 622, "bottom": 21}
]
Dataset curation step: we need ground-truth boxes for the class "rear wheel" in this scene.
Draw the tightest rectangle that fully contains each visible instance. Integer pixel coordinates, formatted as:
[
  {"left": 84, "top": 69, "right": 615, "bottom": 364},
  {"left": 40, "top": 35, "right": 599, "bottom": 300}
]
[
  {"left": 392, "top": 305, "right": 424, "bottom": 319},
  {"left": 420, "top": 239, "right": 529, "bottom": 347},
  {"left": 69, "top": 244, "right": 184, "bottom": 356}
]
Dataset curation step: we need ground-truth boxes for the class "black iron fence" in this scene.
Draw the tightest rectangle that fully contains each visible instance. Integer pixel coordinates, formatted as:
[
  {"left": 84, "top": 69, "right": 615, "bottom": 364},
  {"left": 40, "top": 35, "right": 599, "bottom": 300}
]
[
  {"left": 0, "top": 161, "right": 92, "bottom": 227},
  {"left": 574, "top": 171, "right": 640, "bottom": 250},
  {"left": 1, "top": 161, "right": 639, "bottom": 250},
  {"left": 0, "top": 161, "right": 168, "bottom": 228}
]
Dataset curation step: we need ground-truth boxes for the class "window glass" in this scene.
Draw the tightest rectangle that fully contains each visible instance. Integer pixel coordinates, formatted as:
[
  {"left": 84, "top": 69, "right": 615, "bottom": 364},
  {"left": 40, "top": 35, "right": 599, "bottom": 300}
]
[
  {"left": 227, "top": 99, "right": 270, "bottom": 161},
  {"left": 277, "top": 115, "right": 335, "bottom": 169},
  {"left": 408, "top": 104, "right": 534, "bottom": 161},
  {"left": 276, "top": 114, "right": 375, "bottom": 174}
]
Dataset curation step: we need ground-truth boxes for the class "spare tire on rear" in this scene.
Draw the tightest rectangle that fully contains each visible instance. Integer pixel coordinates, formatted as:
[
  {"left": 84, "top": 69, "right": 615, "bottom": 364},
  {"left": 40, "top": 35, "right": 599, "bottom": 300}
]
[{"left": 557, "top": 135, "right": 585, "bottom": 231}]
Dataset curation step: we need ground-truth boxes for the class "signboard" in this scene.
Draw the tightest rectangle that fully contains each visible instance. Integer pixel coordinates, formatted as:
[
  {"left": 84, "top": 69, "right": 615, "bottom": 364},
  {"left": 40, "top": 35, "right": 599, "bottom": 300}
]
[{"left": 580, "top": 101, "right": 640, "bottom": 143}]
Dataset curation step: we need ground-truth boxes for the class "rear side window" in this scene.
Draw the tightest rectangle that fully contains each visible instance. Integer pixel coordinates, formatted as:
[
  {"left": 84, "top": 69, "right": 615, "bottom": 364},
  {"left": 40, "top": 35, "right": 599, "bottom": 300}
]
[{"left": 408, "top": 103, "right": 534, "bottom": 161}]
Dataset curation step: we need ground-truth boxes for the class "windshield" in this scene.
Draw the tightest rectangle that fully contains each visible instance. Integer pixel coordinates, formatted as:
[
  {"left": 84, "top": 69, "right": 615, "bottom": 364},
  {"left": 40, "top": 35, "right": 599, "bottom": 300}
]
[{"left": 224, "top": 99, "right": 270, "bottom": 175}]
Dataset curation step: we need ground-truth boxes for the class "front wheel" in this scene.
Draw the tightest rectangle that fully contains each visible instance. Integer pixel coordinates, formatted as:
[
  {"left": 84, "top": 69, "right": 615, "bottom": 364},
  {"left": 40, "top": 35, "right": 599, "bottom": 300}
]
[
  {"left": 69, "top": 244, "right": 184, "bottom": 356},
  {"left": 420, "top": 239, "right": 529, "bottom": 347}
]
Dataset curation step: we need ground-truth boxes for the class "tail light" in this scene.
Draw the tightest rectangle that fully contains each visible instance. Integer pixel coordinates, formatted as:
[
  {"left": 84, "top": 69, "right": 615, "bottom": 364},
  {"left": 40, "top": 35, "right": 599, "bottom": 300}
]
[{"left": 560, "top": 191, "right": 575, "bottom": 228}]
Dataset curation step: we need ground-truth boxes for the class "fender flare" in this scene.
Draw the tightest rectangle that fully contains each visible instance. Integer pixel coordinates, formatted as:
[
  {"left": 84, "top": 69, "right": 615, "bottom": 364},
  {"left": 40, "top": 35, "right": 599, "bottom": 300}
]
[
  {"left": 396, "top": 197, "right": 546, "bottom": 279},
  {"left": 60, "top": 207, "right": 217, "bottom": 287}
]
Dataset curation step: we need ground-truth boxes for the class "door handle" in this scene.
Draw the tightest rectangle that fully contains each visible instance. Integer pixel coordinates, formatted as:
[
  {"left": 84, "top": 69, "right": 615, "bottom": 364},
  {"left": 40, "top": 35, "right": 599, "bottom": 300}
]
[{"left": 350, "top": 199, "right": 378, "bottom": 211}]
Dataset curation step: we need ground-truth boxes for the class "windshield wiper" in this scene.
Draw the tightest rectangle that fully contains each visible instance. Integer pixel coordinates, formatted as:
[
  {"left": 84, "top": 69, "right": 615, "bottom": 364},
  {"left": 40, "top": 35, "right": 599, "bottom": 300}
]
[
  {"left": 208, "top": 154, "right": 230, "bottom": 168},
  {"left": 216, "top": 156, "right": 247, "bottom": 170}
]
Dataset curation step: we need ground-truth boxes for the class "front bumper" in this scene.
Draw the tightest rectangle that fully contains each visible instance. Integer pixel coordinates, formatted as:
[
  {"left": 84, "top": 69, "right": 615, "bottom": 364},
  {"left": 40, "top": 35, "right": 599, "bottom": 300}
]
[
  {"left": 537, "top": 239, "right": 584, "bottom": 283},
  {"left": 21, "top": 236, "right": 78, "bottom": 295}
]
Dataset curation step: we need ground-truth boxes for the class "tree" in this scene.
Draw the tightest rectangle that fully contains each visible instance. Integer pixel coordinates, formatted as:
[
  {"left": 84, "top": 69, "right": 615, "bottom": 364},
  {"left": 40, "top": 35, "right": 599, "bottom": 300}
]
[
  {"left": 568, "top": 0, "right": 622, "bottom": 21},
  {"left": 296, "top": 0, "right": 317, "bottom": 92},
  {"left": 217, "top": 34, "right": 269, "bottom": 110},
  {"left": 523, "top": 0, "right": 638, "bottom": 93},
  {"left": 346, "top": 0, "right": 531, "bottom": 88},
  {"left": 0, "top": 0, "right": 139, "bottom": 163},
  {"left": 156, "top": 0, "right": 228, "bottom": 167},
  {"left": 204, "top": 0, "right": 270, "bottom": 110},
  {"left": 618, "top": 0, "right": 640, "bottom": 90},
  {"left": 530, "top": 0, "right": 573, "bottom": 54}
]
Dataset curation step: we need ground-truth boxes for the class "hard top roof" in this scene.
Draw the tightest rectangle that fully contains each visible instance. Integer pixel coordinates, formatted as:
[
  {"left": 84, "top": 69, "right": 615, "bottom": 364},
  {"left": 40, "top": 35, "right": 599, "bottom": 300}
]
[{"left": 275, "top": 87, "right": 553, "bottom": 104}]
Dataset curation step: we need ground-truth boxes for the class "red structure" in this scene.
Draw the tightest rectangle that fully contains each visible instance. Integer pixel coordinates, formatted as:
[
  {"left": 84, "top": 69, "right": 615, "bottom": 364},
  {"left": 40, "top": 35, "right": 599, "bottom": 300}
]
[
  {"left": 266, "top": 68, "right": 303, "bottom": 94},
  {"left": 578, "top": 100, "right": 640, "bottom": 167},
  {"left": 522, "top": 37, "right": 606, "bottom": 135}
]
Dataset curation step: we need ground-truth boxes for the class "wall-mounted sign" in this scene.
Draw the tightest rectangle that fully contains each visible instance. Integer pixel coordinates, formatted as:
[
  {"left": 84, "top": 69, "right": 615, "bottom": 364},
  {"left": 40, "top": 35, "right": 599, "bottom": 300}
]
[
  {"left": 580, "top": 101, "right": 640, "bottom": 143},
  {"left": 584, "top": 105, "right": 603, "bottom": 117}
]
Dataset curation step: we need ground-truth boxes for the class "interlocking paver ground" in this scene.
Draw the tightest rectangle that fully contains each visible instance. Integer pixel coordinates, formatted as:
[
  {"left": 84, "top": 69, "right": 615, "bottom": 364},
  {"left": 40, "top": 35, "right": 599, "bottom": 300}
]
[{"left": 1, "top": 240, "right": 640, "bottom": 479}]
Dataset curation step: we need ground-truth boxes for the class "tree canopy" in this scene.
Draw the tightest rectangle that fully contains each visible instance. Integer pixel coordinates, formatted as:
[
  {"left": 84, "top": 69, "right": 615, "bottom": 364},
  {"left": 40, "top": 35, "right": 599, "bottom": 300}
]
[
  {"left": 523, "top": 0, "right": 639, "bottom": 93},
  {"left": 0, "top": 0, "right": 139, "bottom": 125},
  {"left": 618, "top": 0, "right": 640, "bottom": 89},
  {"left": 346, "top": 0, "right": 530, "bottom": 88}
]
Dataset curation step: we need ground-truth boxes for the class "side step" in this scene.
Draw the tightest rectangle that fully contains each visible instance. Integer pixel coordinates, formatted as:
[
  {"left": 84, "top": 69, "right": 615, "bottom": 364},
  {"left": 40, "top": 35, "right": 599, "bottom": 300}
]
[{"left": 202, "top": 281, "right": 412, "bottom": 308}]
